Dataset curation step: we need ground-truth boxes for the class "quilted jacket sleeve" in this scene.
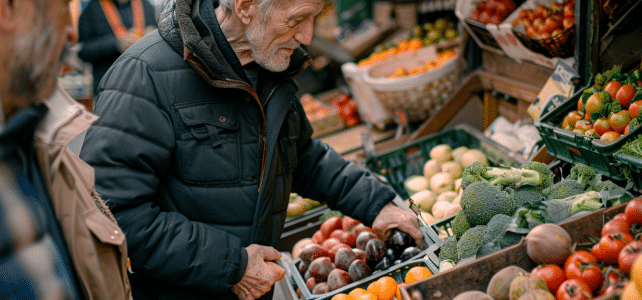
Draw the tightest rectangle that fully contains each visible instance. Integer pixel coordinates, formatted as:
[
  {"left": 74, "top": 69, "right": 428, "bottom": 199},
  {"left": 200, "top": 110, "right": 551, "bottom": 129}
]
[{"left": 79, "top": 55, "right": 244, "bottom": 294}]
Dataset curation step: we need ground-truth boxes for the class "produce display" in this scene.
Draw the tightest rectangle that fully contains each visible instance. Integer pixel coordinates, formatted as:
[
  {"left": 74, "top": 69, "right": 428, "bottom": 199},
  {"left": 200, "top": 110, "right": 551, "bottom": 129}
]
[
  {"left": 434, "top": 162, "right": 632, "bottom": 271},
  {"left": 511, "top": 0, "right": 575, "bottom": 40},
  {"left": 289, "top": 214, "right": 430, "bottom": 299},
  {"left": 385, "top": 49, "right": 458, "bottom": 79},
  {"left": 402, "top": 144, "right": 490, "bottom": 226},
  {"left": 467, "top": 0, "right": 517, "bottom": 25},
  {"left": 450, "top": 197, "right": 642, "bottom": 299},
  {"left": 287, "top": 193, "right": 323, "bottom": 218},
  {"left": 357, "top": 18, "right": 459, "bottom": 68},
  {"left": 558, "top": 66, "right": 642, "bottom": 143}
]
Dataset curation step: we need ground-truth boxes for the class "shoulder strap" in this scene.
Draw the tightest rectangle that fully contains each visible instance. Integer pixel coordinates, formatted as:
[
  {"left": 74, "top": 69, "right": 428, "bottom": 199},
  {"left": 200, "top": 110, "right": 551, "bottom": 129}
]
[{"left": 99, "top": 0, "right": 146, "bottom": 38}]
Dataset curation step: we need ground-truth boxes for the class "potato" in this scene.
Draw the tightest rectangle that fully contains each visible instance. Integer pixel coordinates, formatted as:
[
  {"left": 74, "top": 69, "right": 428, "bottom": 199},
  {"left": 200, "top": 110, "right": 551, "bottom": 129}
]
[
  {"left": 430, "top": 144, "right": 452, "bottom": 162},
  {"left": 460, "top": 149, "right": 489, "bottom": 167}
]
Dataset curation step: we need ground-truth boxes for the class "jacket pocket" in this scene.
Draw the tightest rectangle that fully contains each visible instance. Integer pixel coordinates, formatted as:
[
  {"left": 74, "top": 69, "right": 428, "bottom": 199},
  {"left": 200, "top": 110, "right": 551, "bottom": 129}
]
[
  {"left": 84, "top": 208, "right": 125, "bottom": 246},
  {"left": 176, "top": 103, "right": 241, "bottom": 183}
]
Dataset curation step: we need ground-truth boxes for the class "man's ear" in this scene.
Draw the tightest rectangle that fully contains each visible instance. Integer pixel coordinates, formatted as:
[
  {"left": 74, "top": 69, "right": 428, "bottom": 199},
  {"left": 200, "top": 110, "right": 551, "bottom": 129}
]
[
  {"left": 0, "top": 0, "right": 20, "bottom": 31},
  {"left": 234, "top": 0, "right": 254, "bottom": 25}
]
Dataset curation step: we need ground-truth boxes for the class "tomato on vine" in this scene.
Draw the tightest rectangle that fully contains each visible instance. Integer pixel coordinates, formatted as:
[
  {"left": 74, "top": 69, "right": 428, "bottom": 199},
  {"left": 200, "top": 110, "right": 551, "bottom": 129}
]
[
  {"left": 531, "top": 264, "right": 565, "bottom": 294},
  {"left": 591, "top": 233, "right": 634, "bottom": 264},
  {"left": 556, "top": 279, "right": 593, "bottom": 300},
  {"left": 564, "top": 251, "right": 603, "bottom": 292},
  {"left": 619, "top": 240, "right": 642, "bottom": 276},
  {"left": 625, "top": 198, "right": 642, "bottom": 227}
]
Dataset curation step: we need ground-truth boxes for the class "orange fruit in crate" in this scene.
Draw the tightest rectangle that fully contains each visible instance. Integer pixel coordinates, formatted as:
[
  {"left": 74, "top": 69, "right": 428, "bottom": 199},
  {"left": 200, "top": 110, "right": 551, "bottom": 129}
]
[
  {"left": 331, "top": 294, "right": 356, "bottom": 300},
  {"left": 404, "top": 266, "right": 432, "bottom": 285},
  {"left": 348, "top": 288, "right": 368, "bottom": 299},
  {"left": 356, "top": 293, "right": 379, "bottom": 300}
]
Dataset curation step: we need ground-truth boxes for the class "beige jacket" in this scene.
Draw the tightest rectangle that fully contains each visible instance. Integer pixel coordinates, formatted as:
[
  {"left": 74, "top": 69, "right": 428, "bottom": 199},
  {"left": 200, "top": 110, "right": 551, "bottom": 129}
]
[{"left": 33, "top": 84, "right": 133, "bottom": 300}]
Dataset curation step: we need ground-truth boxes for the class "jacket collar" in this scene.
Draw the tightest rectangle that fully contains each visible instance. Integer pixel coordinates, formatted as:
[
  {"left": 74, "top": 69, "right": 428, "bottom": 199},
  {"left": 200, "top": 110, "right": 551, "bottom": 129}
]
[
  {"left": 158, "top": 0, "right": 312, "bottom": 88},
  {"left": 35, "top": 82, "right": 98, "bottom": 146}
]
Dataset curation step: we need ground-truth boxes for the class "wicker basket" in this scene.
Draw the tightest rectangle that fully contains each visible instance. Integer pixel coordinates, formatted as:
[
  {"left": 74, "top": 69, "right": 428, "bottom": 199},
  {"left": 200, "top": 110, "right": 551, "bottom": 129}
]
[
  {"left": 362, "top": 46, "right": 460, "bottom": 123},
  {"left": 514, "top": 24, "right": 575, "bottom": 58}
]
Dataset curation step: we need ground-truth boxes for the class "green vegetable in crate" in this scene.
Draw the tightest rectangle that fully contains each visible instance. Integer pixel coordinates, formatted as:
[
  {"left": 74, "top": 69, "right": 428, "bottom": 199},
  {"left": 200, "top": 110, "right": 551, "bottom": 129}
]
[
  {"left": 543, "top": 179, "right": 585, "bottom": 200},
  {"left": 460, "top": 180, "right": 514, "bottom": 226},
  {"left": 511, "top": 187, "right": 546, "bottom": 207},
  {"left": 483, "top": 214, "right": 513, "bottom": 245},
  {"left": 457, "top": 225, "right": 487, "bottom": 261},
  {"left": 451, "top": 210, "right": 471, "bottom": 239},
  {"left": 566, "top": 163, "right": 597, "bottom": 190},
  {"left": 438, "top": 235, "right": 458, "bottom": 264},
  {"left": 460, "top": 161, "right": 550, "bottom": 191},
  {"left": 590, "top": 179, "right": 621, "bottom": 192}
]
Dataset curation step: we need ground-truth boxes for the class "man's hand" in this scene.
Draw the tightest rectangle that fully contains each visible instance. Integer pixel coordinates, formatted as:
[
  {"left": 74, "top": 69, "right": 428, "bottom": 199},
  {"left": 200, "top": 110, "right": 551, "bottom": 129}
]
[
  {"left": 232, "top": 244, "right": 285, "bottom": 300},
  {"left": 372, "top": 202, "right": 424, "bottom": 248},
  {"left": 116, "top": 33, "right": 138, "bottom": 53}
]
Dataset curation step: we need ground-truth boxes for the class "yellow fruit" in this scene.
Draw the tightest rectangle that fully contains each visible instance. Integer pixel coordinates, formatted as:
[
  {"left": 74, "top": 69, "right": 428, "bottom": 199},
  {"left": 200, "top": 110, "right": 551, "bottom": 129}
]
[
  {"left": 632, "top": 254, "right": 642, "bottom": 292},
  {"left": 622, "top": 283, "right": 642, "bottom": 300},
  {"left": 374, "top": 276, "right": 398, "bottom": 300},
  {"left": 405, "top": 266, "right": 432, "bottom": 285}
]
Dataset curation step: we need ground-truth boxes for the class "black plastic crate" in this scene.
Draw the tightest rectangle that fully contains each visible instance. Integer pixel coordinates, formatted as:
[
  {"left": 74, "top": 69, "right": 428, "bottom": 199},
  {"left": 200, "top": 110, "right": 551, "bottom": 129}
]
[
  {"left": 364, "top": 123, "right": 528, "bottom": 199},
  {"left": 288, "top": 255, "right": 439, "bottom": 300},
  {"left": 535, "top": 88, "right": 642, "bottom": 180},
  {"left": 614, "top": 152, "right": 642, "bottom": 191}
]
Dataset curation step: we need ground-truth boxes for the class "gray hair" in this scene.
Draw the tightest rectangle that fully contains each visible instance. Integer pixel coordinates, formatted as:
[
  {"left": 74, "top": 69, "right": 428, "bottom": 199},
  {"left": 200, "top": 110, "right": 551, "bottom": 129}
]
[{"left": 217, "top": 0, "right": 277, "bottom": 22}]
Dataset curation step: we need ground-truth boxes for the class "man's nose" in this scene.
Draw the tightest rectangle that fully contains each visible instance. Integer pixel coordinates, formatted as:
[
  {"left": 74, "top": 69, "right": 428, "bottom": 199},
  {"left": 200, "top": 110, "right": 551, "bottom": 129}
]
[{"left": 294, "top": 18, "right": 314, "bottom": 45}]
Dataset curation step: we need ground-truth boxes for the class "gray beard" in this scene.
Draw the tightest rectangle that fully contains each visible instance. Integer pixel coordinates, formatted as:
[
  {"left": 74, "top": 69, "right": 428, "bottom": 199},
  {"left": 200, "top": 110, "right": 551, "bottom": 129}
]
[{"left": 245, "top": 22, "right": 298, "bottom": 72}]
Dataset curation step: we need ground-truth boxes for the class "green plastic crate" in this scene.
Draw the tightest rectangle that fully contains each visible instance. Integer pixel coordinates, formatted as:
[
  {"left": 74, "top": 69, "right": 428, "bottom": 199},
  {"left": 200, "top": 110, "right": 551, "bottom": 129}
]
[
  {"left": 614, "top": 152, "right": 642, "bottom": 191},
  {"left": 535, "top": 87, "right": 642, "bottom": 180},
  {"left": 364, "top": 123, "right": 528, "bottom": 199}
]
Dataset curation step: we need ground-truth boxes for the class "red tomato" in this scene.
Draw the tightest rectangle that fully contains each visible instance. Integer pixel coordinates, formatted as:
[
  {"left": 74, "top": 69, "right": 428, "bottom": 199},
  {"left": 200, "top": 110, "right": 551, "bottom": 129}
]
[
  {"left": 598, "top": 269, "right": 629, "bottom": 296},
  {"left": 574, "top": 120, "right": 593, "bottom": 131},
  {"left": 616, "top": 84, "right": 637, "bottom": 108},
  {"left": 563, "top": 2, "right": 575, "bottom": 18},
  {"left": 619, "top": 240, "right": 642, "bottom": 276},
  {"left": 312, "top": 230, "right": 325, "bottom": 244},
  {"left": 320, "top": 216, "right": 343, "bottom": 239},
  {"left": 625, "top": 198, "right": 642, "bottom": 226},
  {"left": 563, "top": 17, "right": 574, "bottom": 29},
  {"left": 613, "top": 212, "right": 628, "bottom": 222},
  {"left": 584, "top": 93, "right": 606, "bottom": 120},
  {"left": 610, "top": 110, "right": 631, "bottom": 134},
  {"left": 629, "top": 100, "right": 642, "bottom": 119},
  {"left": 591, "top": 233, "right": 634, "bottom": 264},
  {"left": 593, "top": 118, "right": 612, "bottom": 136},
  {"left": 556, "top": 279, "right": 593, "bottom": 300},
  {"left": 564, "top": 250, "right": 603, "bottom": 291},
  {"left": 532, "top": 264, "right": 566, "bottom": 294},
  {"left": 543, "top": 17, "right": 561, "bottom": 34},
  {"left": 600, "top": 131, "right": 621, "bottom": 143},
  {"left": 604, "top": 80, "right": 623, "bottom": 101},
  {"left": 602, "top": 218, "right": 632, "bottom": 236},
  {"left": 341, "top": 215, "right": 361, "bottom": 233},
  {"left": 577, "top": 97, "right": 584, "bottom": 112}
]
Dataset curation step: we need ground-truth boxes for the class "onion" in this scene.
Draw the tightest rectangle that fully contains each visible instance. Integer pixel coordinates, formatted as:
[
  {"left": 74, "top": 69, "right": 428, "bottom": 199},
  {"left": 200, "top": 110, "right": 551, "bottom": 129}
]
[{"left": 524, "top": 223, "right": 572, "bottom": 265}]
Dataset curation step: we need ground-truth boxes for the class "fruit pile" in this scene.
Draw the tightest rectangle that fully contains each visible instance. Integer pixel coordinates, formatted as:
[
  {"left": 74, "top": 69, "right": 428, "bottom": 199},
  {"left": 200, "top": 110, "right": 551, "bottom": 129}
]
[
  {"left": 560, "top": 65, "right": 642, "bottom": 143},
  {"left": 329, "top": 265, "right": 433, "bottom": 300},
  {"left": 453, "top": 198, "right": 642, "bottom": 299},
  {"left": 287, "top": 193, "right": 322, "bottom": 218},
  {"left": 511, "top": 0, "right": 575, "bottom": 40},
  {"left": 357, "top": 18, "right": 458, "bottom": 68},
  {"left": 467, "top": 0, "right": 517, "bottom": 25},
  {"left": 402, "top": 144, "right": 489, "bottom": 225},
  {"left": 293, "top": 215, "right": 423, "bottom": 296},
  {"left": 385, "top": 49, "right": 457, "bottom": 79}
]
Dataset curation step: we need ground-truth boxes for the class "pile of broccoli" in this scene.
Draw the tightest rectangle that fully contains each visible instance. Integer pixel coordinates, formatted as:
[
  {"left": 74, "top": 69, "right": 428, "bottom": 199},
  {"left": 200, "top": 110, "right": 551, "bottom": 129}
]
[{"left": 437, "top": 161, "right": 628, "bottom": 266}]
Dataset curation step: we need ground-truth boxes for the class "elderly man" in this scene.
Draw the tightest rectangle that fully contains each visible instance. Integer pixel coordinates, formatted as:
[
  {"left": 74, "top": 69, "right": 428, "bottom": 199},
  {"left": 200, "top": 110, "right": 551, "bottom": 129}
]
[
  {"left": 79, "top": 0, "right": 424, "bottom": 299},
  {"left": 0, "top": 0, "right": 131, "bottom": 299}
]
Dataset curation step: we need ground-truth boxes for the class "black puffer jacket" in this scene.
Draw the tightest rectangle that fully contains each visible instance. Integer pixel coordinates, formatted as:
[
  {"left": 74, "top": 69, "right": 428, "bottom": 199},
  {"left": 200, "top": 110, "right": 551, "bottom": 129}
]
[{"left": 79, "top": 0, "right": 398, "bottom": 299}]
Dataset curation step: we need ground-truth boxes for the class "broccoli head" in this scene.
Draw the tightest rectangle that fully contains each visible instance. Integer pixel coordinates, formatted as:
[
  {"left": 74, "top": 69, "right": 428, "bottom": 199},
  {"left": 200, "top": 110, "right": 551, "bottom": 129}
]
[
  {"left": 457, "top": 225, "right": 486, "bottom": 261},
  {"left": 498, "top": 232, "right": 524, "bottom": 248},
  {"left": 545, "top": 179, "right": 585, "bottom": 200},
  {"left": 439, "top": 235, "right": 458, "bottom": 264},
  {"left": 590, "top": 179, "right": 622, "bottom": 192},
  {"left": 512, "top": 187, "right": 546, "bottom": 207},
  {"left": 568, "top": 163, "right": 598, "bottom": 190},
  {"left": 461, "top": 180, "right": 515, "bottom": 226},
  {"left": 522, "top": 161, "right": 555, "bottom": 192},
  {"left": 461, "top": 161, "right": 546, "bottom": 190},
  {"left": 483, "top": 214, "right": 513, "bottom": 244},
  {"left": 451, "top": 210, "right": 471, "bottom": 239}
]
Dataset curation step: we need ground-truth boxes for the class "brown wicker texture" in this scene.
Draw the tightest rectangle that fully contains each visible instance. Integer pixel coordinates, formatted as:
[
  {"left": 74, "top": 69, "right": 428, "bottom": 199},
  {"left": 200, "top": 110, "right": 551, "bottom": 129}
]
[{"left": 514, "top": 24, "right": 575, "bottom": 58}]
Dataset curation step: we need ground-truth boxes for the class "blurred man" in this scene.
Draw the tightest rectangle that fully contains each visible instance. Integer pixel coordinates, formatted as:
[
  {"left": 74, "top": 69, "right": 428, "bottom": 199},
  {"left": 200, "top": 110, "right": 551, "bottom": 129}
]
[
  {"left": 79, "top": 0, "right": 423, "bottom": 299},
  {"left": 0, "top": 0, "right": 132, "bottom": 298}
]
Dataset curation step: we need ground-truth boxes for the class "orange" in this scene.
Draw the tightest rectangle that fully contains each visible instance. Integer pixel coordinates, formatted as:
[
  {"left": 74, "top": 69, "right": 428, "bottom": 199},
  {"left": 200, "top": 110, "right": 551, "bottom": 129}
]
[
  {"left": 348, "top": 288, "right": 368, "bottom": 299},
  {"left": 374, "top": 276, "right": 398, "bottom": 300},
  {"left": 331, "top": 294, "right": 356, "bottom": 300},
  {"left": 366, "top": 280, "right": 383, "bottom": 298},
  {"left": 356, "top": 293, "right": 378, "bottom": 300},
  {"left": 404, "top": 266, "right": 432, "bottom": 285}
]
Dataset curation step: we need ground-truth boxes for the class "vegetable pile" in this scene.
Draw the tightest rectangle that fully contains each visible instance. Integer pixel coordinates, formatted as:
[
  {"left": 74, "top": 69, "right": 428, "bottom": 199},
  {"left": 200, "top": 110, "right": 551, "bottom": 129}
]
[
  {"left": 435, "top": 162, "right": 632, "bottom": 271},
  {"left": 452, "top": 198, "right": 642, "bottom": 299}
]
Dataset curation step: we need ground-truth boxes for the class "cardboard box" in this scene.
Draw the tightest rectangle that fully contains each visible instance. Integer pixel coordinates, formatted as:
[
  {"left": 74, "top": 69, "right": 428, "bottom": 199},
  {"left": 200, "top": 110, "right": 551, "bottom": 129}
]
[{"left": 400, "top": 203, "right": 627, "bottom": 300}]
